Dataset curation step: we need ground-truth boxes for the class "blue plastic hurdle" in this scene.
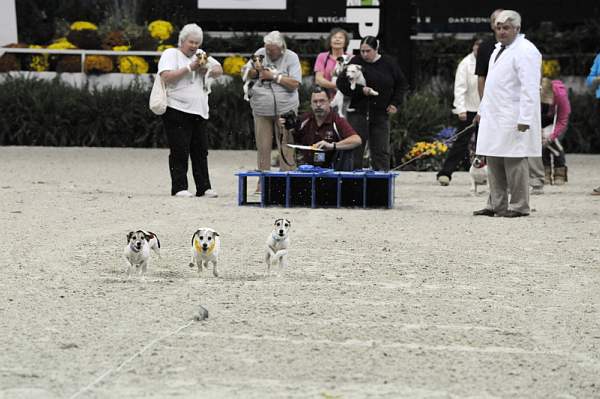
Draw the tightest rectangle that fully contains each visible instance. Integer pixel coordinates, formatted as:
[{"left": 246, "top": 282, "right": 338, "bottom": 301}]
[{"left": 236, "top": 166, "right": 397, "bottom": 209}]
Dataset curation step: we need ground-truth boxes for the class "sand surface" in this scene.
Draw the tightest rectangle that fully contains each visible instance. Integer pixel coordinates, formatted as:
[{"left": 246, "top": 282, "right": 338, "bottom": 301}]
[{"left": 1, "top": 147, "right": 599, "bottom": 398}]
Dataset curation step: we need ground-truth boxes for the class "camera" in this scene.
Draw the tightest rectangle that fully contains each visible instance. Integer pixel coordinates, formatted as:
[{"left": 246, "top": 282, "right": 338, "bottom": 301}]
[{"left": 280, "top": 110, "right": 298, "bottom": 130}]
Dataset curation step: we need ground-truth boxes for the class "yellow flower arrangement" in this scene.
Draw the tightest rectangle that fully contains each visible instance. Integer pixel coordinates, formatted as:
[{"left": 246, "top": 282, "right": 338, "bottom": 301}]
[
  {"left": 47, "top": 38, "right": 77, "bottom": 50},
  {"left": 402, "top": 141, "right": 448, "bottom": 161},
  {"left": 542, "top": 59, "right": 560, "bottom": 78},
  {"left": 85, "top": 55, "right": 114, "bottom": 73},
  {"left": 113, "top": 45, "right": 130, "bottom": 52},
  {"left": 70, "top": 21, "right": 98, "bottom": 31},
  {"left": 29, "top": 45, "right": 49, "bottom": 72},
  {"left": 222, "top": 55, "right": 247, "bottom": 76},
  {"left": 300, "top": 59, "right": 312, "bottom": 77},
  {"left": 118, "top": 56, "right": 149, "bottom": 74},
  {"left": 157, "top": 44, "right": 174, "bottom": 52},
  {"left": 148, "top": 20, "right": 174, "bottom": 41}
]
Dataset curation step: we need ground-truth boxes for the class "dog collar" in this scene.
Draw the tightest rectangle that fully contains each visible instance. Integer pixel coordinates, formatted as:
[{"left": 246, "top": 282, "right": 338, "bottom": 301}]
[
  {"left": 194, "top": 239, "right": 215, "bottom": 256},
  {"left": 271, "top": 232, "right": 285, "bottom": 242}
]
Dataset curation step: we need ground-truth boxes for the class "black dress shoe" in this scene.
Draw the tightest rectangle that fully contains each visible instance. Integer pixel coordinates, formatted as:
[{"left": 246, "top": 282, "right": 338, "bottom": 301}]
[
  {"left": 503, "top": 210, "right": 529, "bottom": 218},
  {"left": 473, "top": 208, "right": 495, "bottom": 216}
]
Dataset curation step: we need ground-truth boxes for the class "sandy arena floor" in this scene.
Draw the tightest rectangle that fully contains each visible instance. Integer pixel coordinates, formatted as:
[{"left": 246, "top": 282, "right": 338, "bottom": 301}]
[{"left": 1, "top": 147, "right": 599, "bottom": 399}]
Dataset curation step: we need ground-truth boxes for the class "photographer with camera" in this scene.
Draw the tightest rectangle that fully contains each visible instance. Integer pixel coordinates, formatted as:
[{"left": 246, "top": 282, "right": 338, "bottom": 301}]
[
  {"left": 242, "top": 31, "right": 302, "bottom": 192},
  {"left": 281, "top": 87, "right": 361, "bottom": 170}
]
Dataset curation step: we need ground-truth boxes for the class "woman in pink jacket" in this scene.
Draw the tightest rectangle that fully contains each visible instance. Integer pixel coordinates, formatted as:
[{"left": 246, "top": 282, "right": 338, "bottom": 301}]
[{"left": 540, "top": 77, "right": 571, "bottom": 184}]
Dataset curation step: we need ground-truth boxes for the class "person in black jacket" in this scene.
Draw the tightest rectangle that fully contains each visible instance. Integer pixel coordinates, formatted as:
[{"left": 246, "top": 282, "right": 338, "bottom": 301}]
[{"left": 336, "top": 36, "right": 408, "bottom": 171}]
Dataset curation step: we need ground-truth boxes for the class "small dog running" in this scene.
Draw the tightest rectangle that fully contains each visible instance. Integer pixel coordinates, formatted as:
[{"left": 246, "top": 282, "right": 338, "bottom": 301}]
[
  {"left": 123, "top": 230, "right": 161, "bottom": 279},
  {"left": 190, "top": 227, "right": 221, "bottom": 277},
  {"left": 242, "top": 54, "right": 265, "bottom": 101},
  {"left": 469, "top": 155, "right": 489, "bottom": 194},
  {"left": 265, "top": 218, "right": 291, "bottom": 274}
]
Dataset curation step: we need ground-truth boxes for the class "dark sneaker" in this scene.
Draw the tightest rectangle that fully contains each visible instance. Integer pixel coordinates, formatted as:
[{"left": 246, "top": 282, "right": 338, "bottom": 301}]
[
  {"left": 503, "top": 210, "right": 529, "bottom": 218},
  {"left": 473, "top": 208, "right": 495, "bottom": 217}
]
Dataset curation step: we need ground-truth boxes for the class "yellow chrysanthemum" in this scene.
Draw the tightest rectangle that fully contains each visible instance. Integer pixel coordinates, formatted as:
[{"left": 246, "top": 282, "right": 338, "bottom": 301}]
[
  {"left": 85, "top": 55, "right": 113, "bottom": 73},
  {"left": 70, "top": 21, "right": 98, "bottom": 31},
  {"left": 157, "top": 44, "right": 174, "bottom": 52},
  {"left": 542, "top": 59, "right": 560, "bottom": 78},
  {"left": 222, "top": 55, "right": 247, "bottom": 76},
  {"left": 47, "top": 39, "right": 77, "bottom": 50},
  {"left": 118, "top": 56, "right": 149, "bottom": 74},
  {"left": 29, "top": 45, "right": 49, "bottom": 72},
  {"left": 403, "top": 140, "right": 448, "bottom": 162},
  {"left": 148, "top": 20, "right": 174, "bottom": 41},
  {"left": 113, "top": 45, "right": 130, "bottom": 52},
  {"left": 300, "top": 59, "right": 312, "bottom": 77}
]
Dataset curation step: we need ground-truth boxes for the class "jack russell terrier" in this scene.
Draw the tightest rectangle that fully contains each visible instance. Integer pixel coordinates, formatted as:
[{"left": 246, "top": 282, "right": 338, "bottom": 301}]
[
  {"left": 242, "top": 54, "right": 265, "bottom": 101},
  {"left": 330, "top": 55, "right": 352, "bottom": 117},
  {"left": 469, "top": 155, "right": 489, "bottom": 194},
  {"left": 195, "top": 49, "right": 214, "bottom": 95},
  {"left": 190, "top": 227, "right": 220, "bottom": 277},
  {"left": 265, "top": 218, "right": 291, "bottom": 274},
  {"left": 344, "top": 64, "right": 378, "bottom": 113},
  {"left": 123, "top": 230, "right": 160, "bottom": 279}
]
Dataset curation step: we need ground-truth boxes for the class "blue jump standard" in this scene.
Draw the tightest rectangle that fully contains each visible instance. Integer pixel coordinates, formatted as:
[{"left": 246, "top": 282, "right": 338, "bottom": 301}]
[{"left": 236, "top": 165, "right": 397, "bottom": 209}]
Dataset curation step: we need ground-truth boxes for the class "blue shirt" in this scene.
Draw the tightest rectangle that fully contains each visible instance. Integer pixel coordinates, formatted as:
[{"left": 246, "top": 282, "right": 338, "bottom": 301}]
[{"left": 586, "top": 53, "right": 600, "bottom": 99}]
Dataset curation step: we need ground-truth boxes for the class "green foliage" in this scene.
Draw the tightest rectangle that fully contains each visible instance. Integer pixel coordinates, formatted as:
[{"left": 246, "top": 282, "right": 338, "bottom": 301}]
[
  {"left": 562, "top": 91, "right": 600, "bottom": 153},
  {"left": 0, "top": 75, "right": 163, "bottom": 146},
  {"left": 389, "top": 83, "right": 454, "bottom": 166},
  {"left": 205, "top": 78, "right": 255, "bottom": 150},
  {"left": 1, "top": 76, "right": 598, "bottom": 154},
  {"left": 0, "top": 75, "right": 317, "bottom": 149}
]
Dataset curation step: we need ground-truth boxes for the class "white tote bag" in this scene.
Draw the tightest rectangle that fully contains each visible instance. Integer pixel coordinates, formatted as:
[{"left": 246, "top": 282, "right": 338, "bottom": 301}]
[{"left": 149, "top": 73, "right": 167, "bottom": 115}]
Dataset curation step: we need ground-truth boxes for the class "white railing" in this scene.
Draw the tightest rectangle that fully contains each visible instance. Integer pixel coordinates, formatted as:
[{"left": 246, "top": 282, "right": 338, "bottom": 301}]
[{"left": 1, "top": 48, "right": 256, "bottom": 73}]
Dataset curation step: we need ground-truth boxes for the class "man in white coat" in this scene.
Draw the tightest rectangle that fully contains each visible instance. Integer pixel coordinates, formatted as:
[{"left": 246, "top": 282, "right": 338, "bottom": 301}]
[{"left": 473, "top": 10, "right": 542, "bottom": 218}]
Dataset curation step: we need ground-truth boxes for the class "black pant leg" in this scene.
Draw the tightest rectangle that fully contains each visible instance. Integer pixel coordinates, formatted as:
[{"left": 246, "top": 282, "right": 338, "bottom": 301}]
[
  {"left": 189, "top": 116, "right": 212, "bottom": 196},
  {"left": 347, "top": 113, "right": 369, "bottom": 169},
  {"left": 368, "top": 113, "right": 391, "bottom": 171},
  {"left": 437, "top": 112, "right": 476, "bottom": 179},
  {"left": 162, "top": 107, "right": 192, "bottom": 195}
]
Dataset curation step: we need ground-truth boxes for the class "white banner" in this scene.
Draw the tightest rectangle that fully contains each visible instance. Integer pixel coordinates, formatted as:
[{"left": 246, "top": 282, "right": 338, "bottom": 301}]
[
  {"left": 197, "top": 0, "right": 286, "bottom": 9},
  {"left": 0, "top": 0, "right": 18, "bottom": 47}
]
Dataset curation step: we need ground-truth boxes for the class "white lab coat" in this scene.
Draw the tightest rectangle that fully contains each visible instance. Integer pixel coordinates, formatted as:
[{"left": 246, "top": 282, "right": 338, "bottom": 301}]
[
  {"left": 453, "top": 52, "right": 480, "bottom": 114},
  {"left": 477, "top": 34, "right": 542, "bottom": 157}
]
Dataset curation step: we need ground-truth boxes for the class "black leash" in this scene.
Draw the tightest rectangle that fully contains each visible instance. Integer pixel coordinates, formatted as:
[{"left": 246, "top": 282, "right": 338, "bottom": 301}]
[{"left": 268, "top": 77, "right": 295, "bottom": 168}]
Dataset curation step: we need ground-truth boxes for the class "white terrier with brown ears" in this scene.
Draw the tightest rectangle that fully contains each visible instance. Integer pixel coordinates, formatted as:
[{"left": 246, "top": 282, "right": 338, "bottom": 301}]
[
  {"left": 123, "top": 230, "right": 160, "bottom": 279},
  {"left": 190, "top": 227, "right": 220, "bottom": 277},
  {"left": 265, "top": 218, "right": 291, "bottom": 274},
  {"left": 469, "top": 155, "right": 489, "bottom": 194}
]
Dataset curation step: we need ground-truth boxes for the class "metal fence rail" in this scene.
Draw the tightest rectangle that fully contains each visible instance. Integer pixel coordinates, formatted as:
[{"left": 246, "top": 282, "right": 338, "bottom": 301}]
[{"left": 0, "top": 48, "right": 257, "bottom": 73}]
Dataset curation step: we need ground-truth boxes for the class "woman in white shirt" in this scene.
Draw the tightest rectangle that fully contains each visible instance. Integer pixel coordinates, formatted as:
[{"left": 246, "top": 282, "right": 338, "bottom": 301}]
[
  {"left": 157, "top": 23, "right": 223, "bottom": 198},
  {"left": 437, "top": 37, "right": 482, "bottom": 186}
]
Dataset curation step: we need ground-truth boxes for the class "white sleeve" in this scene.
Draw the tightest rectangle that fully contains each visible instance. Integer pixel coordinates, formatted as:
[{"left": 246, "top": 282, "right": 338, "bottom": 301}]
[
  {"left": 286, "top": 53, "right": 302, "bottom": 83},
  {"left": 158, "top": 49, "right": 178, "bottom": 74},
  {"left": 207, "top": 56, "right": 221, "bottom": 70},
  {"left": 517, "top": 46, "right": 542, "bottom": 125},
  {"left": 452, "top": 57, "right": 468, "bottom": 114}
]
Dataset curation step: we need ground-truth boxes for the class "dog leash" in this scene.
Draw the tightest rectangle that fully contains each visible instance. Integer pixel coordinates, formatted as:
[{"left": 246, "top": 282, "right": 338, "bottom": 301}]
[
  {"left": 391, "top": 122, "right": 476, "bottom": 171},
  {"left": 69, "top": 319, "right": 196, "bottom": 399}
]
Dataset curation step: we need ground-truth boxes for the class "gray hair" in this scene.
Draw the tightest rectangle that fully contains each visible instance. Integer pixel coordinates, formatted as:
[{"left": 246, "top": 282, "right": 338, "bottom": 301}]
[
  {"left": 178, "top": 23, "right": 203, "bottom": 47},
  {"left": 263, "top": 30, "right": 287, "bottom": 51},
  {"left": 490, "top": 9, "right": 504, "bottom": 27},
  {"left": 496, "top": 10, "right": 521, "bottom": 29}
]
